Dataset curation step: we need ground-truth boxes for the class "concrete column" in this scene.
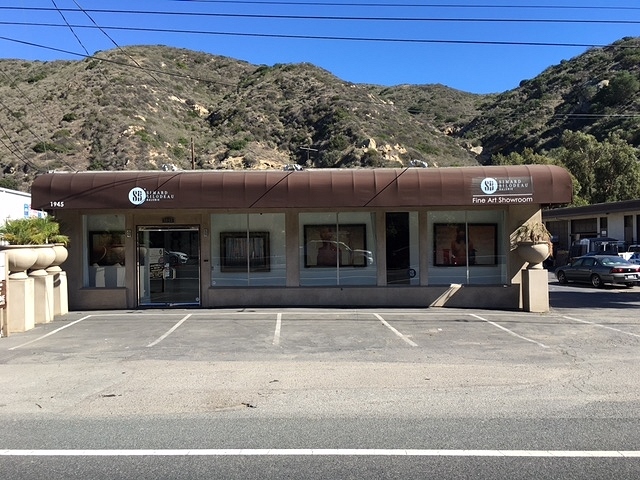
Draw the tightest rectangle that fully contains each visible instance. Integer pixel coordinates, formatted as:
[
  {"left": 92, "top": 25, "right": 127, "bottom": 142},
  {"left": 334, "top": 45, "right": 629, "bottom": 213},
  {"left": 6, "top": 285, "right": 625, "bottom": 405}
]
[
  {"left": 52, "top": 271, "right": 69, "bottom": 316},
  {"left": 31, "top": 273, "right": 54, "bottom": 324},
  {"left": 376, "top": 211, "right": 386, "bottom": 286},
  {"left": 522, "top": 268, "right": 549, "bottom": 313},
  {"left": 7, "top": 277, "right": 35, "bottom": 333},
  {"left": 285, "top": 212, "right": 299, "bottom": 287}
]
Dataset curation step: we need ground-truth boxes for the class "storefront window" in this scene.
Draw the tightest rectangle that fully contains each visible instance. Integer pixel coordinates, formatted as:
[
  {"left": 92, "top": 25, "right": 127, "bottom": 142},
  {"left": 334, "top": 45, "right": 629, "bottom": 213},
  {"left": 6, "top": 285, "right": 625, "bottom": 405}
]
[
  {"left": 429, "top": 211, "right": 507, "bottom": 285},
  {"left": 84, "top": 214, "right": 126, "bottom": 288},
  {"left": 299, "top": 212, "right": 377, "bottom": 286},
  {"left": 211, "top": 213, "right": 286, "bottom": 286}
]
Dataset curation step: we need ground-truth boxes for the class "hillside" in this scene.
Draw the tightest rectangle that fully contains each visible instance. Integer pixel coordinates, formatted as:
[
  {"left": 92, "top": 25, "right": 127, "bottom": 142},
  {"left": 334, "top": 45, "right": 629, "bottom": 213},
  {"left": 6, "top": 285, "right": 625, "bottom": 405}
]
[
  {"left": 0, "top": 45, "right": 481, "bottom": 192},
  {"left": 1, "top": 38, "right": 639, "bottom": 201},
  {"left": 459, "top": 37, "right": 640, "bottom": 161}
]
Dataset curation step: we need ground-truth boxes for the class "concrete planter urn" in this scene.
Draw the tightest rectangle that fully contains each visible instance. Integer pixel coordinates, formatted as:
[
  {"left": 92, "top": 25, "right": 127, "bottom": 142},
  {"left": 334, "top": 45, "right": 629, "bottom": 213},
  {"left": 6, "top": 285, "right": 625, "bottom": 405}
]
[
  {"left": 516, "top": 242, "right": 550, "bottom": 269},
  {"left": 511, "top": 222, "right": 552, "bottom": 270},
  {"left": 46, "top": 244, "right": 69, "bottom": 273},
  {"left": 0, "top": 245, "right": 38, "bottom": 279},
  {"left": 29, "top": 244, "right": 57, "bottom": 276}
]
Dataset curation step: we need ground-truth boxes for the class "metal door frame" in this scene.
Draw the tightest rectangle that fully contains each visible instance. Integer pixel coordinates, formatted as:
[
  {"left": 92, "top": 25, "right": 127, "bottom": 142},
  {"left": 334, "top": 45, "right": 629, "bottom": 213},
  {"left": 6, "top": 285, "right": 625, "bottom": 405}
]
[{"left": 136, "top": 225, "right": 200, "bottom": 307}]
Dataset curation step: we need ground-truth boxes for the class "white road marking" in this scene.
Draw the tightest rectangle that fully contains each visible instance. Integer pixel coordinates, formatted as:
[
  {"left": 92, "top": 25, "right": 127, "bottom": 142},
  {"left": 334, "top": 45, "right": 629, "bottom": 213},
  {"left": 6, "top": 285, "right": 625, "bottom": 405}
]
[
  {"left": 8, "top": 315, "right": 92, "bottom": 350},
  {"left": 146, "top": 314, "right": 192, "bottom": 347},
  {"left": 0, "top": 449, "right": 638, "bottom": 457},
  {"left": 563, "top": 315, "right": 640, "bottom": 338},
  {"left": 273, "top": 313, "right": 282, "bottom": 345},
  {"left": 373, "top": 313, "right": 418, "bottom": 347},
  {"left": 470, "top": 314, "right": 549, "bottom": 349}
]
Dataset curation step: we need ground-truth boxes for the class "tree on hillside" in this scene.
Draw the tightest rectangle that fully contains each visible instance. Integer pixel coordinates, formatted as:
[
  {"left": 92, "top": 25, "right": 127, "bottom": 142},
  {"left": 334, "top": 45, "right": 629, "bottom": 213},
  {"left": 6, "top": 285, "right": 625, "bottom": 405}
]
[
  {"left": 492, "top": 147, "right": 554, "bottom": 165},
  {"left": 592, "top": 71, "right": 640, "bottom": 108},
  {"left": 553, "top": 131, "right": 640, "bottom": 205}
]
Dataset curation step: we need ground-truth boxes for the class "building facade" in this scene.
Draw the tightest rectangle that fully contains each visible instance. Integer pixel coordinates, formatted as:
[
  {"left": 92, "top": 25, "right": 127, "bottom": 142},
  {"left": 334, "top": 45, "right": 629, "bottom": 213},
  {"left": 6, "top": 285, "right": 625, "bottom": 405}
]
[
  {"left": 31, "top": 165, "right": 572, "bottom": 311},
  {"left": 543, "top": 199, "right": 640, "bottom": 253}
]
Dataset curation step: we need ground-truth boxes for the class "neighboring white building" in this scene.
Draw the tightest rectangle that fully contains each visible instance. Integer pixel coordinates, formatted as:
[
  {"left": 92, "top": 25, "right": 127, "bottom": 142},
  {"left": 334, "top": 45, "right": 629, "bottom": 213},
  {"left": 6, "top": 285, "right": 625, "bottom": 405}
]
[
  {"left": 0, "top": 187, "right": 45, "bottom": 225},
  {"left": 543, "top": 199, "right": 640, "bottom": 252}
]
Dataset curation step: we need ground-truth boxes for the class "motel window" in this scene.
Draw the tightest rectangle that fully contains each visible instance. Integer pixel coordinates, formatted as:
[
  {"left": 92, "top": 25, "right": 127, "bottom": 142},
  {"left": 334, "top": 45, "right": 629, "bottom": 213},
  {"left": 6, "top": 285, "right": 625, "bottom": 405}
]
[
  {"left": 83, "top": 214, "right": 126, "bottom": 288},
  {"left": 571, "top": 218, "right": 597, "bottom": 238},
  {"left": 210, "top": 213, "right": 286, "bottom": 287},
  {"left": 429, "top": 210, "right": 507, "bottom": 285},
  {"left": 299, "top": 212, "right": 377, "bottom": 286}
]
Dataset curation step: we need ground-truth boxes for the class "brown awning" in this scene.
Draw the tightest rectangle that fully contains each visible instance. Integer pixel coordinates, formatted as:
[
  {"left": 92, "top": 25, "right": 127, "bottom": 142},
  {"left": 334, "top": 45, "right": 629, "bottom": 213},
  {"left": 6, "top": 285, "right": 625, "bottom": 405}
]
[{"left": 31, "top": 165, "right": 572, "bottom": 211}]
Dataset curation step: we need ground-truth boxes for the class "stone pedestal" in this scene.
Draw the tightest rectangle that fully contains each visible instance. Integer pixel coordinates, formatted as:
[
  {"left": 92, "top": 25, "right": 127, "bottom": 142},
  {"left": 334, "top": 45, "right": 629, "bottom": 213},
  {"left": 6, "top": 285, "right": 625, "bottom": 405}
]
[
  {"left": 522, "top": 268, "right": 549, "bottom": 313},
  {"left": 7, "top": 277, "right": 35, "bottom": 333},
  {"left": 31, "top": 273, "right": 54, "bottom": 324},
  {"left": 51, "top": 271, "right": 68, "bottom": 316}
]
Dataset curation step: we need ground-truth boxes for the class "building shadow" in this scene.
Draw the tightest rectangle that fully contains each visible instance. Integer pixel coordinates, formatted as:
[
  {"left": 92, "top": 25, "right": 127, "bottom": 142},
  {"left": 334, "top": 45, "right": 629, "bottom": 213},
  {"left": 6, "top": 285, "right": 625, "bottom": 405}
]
[{"left": 549, "top": 279, "right": 640, "bottom": 310}]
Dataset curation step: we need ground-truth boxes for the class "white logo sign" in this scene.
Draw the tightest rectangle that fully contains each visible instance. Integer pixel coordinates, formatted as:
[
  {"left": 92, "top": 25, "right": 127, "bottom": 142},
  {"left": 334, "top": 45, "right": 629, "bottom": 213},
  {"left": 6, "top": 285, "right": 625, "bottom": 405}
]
[
  {"left": 480, "top": 177, "right": 498, "bottom": 195},
  {"left": 128, "top": 187, "right": 147, "bottom": 205}
]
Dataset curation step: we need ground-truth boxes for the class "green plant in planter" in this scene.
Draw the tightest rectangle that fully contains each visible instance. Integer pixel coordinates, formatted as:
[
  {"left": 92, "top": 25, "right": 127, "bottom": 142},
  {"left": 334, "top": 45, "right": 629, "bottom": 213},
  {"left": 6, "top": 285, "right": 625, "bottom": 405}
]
[
  {"left": 510, "top": 222, "right": 552, "bottom": 251},
  {"left": 0, "top": 216, "right": 69, "bottom": 245}
]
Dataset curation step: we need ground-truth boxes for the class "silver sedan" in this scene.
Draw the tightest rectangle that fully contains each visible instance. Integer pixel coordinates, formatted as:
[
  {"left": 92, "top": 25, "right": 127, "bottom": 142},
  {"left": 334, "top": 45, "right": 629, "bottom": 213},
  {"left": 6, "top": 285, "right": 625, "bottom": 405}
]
[{"left": 555, "top": 255, "right": 640, "bottom": 288}]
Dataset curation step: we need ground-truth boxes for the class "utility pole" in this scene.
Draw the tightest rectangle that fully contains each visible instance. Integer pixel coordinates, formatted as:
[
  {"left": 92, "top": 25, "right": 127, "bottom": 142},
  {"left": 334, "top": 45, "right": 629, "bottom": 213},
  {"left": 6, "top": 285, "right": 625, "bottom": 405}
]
[
  {"left": 191, "top": 137, "right": 195, "bottom": 170},
  {"left": 299, "top": 146, "right": 318, "bottom": 165}
]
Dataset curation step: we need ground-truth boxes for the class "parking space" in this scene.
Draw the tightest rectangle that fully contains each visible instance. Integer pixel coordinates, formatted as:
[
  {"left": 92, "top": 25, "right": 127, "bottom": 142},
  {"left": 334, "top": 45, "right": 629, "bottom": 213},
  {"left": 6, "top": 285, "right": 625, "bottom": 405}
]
[{"left": 3, "top": 307, "right": 638, "bottom": 364}]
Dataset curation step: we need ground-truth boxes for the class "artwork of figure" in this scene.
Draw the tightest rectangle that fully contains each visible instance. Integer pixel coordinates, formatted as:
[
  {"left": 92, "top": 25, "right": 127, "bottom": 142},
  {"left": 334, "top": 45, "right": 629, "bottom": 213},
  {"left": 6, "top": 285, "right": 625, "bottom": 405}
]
[
  {"left": 450, "top": 226, "right": 474, "bottom": 265},
  {"left": 316, "top": 227, "right": 340, "bottom": 266}
]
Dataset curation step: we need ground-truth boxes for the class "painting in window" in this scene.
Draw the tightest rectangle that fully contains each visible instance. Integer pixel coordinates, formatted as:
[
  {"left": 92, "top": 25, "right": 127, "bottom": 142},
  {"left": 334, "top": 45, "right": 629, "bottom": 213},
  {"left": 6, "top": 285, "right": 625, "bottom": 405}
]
[
  {"left": 434, "top": 223, "right": 497, "bottom": 266},
  {"left": 89, "top": 231, "right": 126, "bottom": 266},
  {"left": 304, "top": 224, "right": 370, "bottom": 267},
  {"left": 220, "top": 232, "right": 270, "bottom": 272}
]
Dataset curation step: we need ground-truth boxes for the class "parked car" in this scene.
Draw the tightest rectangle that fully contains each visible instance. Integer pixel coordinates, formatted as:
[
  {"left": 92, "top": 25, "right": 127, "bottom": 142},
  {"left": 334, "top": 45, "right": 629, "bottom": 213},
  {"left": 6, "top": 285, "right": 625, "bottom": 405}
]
[
  {"left": 164, "top": 249, "right": 189, "bottom": 265},
  {"left": 555, "top": 255, "right": 640, "bottom": 288}
]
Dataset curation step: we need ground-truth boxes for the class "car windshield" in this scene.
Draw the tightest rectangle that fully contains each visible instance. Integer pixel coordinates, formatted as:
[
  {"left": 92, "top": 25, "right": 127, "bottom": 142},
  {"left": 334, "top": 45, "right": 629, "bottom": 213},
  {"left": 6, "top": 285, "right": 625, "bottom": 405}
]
[{"left": 598, "top": 256, "right": 630, "bottom": 266}]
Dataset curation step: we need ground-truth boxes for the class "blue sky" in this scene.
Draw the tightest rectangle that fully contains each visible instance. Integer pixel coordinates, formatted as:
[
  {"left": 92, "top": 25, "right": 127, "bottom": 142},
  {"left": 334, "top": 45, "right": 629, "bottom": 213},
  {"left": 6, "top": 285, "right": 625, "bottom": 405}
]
[{"left": 0, "top": 1, "right": 638, "bottom": 94}]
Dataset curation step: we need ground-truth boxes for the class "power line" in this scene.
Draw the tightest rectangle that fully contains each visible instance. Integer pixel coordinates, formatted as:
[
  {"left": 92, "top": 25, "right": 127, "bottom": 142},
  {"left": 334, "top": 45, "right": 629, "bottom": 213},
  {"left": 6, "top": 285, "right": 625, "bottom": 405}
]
[
  {"left": 51, "top": 0, "right": 91, "bottom": 58},
  {"left": 3, "top": 7, "right": 640, "bottom": 24},
  {"left": 0, "top": 118, "right": 43, "bottom": 172},
  {"left": 69, "top": 0, "right": 163, "bottom": 85},
  {"left": 143, "top": 0, "right": 640, "bottom": 11},
  {"left": 1, "top": 23, "right": 634, "bottom": 49},
  {"left": 0, "top": 68, "right": 78, "bottom": 173},
  {"left": 0, "top": 36, "right": 237, "bottom": 87}
]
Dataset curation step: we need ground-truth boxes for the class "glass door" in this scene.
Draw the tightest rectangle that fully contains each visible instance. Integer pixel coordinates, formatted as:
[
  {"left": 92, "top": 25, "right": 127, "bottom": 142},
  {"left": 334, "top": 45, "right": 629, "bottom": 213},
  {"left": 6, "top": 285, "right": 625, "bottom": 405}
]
[
  {"left": 386, "top": 212, "right": 411, "bottom": 285},
  {"left": 137, "top": 226, "right": 200, "bottom": 307}
]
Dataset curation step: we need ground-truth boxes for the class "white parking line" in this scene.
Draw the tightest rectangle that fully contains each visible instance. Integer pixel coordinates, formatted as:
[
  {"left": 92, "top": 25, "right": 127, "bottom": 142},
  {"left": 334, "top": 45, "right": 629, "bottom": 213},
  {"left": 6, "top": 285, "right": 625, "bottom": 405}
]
[
  {"left": 273, "top": 313, "right": 282, "bottom": 346},
  {"left": 470, "top": 314, "right": 549, "bottom": 349},
  {"left": 147, "top": 314, "right": 192, "bottom": 347},
  {"left": 8, "top": 315, "right": 92, "bottom": 351},
  {"left": 373, "top": 313, "right": 418, "bottom": 347},
  {"left": 0, "top": 449, "right": 638, "bottom": 457},
  {"left": 562, "top": 315, "right": 640, "bottom": 338}
]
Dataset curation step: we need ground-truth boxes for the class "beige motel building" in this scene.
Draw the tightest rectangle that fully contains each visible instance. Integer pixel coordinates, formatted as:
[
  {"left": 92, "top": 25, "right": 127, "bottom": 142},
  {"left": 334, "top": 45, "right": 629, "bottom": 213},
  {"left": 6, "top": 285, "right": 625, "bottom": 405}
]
[{"left": 28, "top": 164, "right": 572, "bottom": 312}]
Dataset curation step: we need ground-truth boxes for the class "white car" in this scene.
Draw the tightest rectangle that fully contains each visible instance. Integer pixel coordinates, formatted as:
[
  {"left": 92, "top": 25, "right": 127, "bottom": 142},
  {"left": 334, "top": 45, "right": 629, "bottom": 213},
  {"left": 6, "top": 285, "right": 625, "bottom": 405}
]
[{"left": 164, "top": 250, "right": 189, "bottom": 265}]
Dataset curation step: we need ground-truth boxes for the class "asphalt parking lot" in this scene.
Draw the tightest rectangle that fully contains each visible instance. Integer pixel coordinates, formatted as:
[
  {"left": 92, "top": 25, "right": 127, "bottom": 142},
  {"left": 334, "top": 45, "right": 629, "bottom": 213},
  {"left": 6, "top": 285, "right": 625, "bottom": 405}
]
[
  {"left": 2, "top": 302, "right": 637, "bottom": 360},
  {"left": 2, "top": 272, "right": 640, "bottom": 364},
  {"left": 1, "top": 273, "right": 639, "bottom": 418}
]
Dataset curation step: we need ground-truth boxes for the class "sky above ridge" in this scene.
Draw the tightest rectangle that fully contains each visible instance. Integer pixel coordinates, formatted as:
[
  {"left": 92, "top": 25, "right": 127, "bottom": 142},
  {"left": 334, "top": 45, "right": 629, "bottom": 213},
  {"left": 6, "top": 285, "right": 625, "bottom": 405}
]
[{"left": 1, "top": 0, "right": 639, "bottom": 94}]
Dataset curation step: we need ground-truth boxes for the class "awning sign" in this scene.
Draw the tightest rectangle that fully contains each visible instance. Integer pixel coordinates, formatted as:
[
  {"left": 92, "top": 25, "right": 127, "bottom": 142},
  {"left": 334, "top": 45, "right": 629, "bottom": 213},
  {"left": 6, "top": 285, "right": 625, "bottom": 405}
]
[
  {"left": 472, "top": 176, "right": 534, "bottom": 204},
  {"left": 128, "top": 187, "right": 175, "bottom": 206}
]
